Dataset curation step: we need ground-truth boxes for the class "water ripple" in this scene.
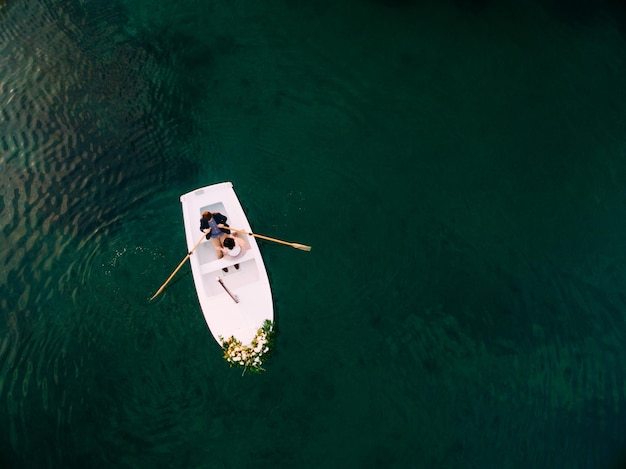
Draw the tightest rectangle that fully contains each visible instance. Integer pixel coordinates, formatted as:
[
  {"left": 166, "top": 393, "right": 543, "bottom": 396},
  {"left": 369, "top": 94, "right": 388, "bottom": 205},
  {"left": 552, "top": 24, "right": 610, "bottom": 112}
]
[{"left": 0, "top": 0, "right": 199, "bottom": 464}]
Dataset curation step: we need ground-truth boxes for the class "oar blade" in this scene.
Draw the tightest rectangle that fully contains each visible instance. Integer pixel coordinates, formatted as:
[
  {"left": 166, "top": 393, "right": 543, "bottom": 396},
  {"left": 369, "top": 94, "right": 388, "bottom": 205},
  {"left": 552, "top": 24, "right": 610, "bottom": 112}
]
[{"left": 292, "top": 243, "right": 312, "bottom": 251}]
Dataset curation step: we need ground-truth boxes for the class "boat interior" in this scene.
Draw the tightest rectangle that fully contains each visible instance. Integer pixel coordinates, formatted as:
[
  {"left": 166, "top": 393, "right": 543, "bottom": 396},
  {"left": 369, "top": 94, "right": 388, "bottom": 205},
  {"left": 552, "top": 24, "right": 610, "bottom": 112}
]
[
  {"left": 194, "top": 202, "right": 261, "bottom": 298},
  {"left": 201, "top": 257, "right": 260, "bottom": 298}
]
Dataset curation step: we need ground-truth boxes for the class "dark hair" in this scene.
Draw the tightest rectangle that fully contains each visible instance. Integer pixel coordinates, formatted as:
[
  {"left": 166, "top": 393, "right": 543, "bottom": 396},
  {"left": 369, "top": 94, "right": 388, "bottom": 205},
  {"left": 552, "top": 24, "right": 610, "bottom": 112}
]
[
  {"left": 223, "top": 237, "right": 235, "bottom": 249},
  {"left": 202, "top": 211, "right": 212, "bottom": 220}
]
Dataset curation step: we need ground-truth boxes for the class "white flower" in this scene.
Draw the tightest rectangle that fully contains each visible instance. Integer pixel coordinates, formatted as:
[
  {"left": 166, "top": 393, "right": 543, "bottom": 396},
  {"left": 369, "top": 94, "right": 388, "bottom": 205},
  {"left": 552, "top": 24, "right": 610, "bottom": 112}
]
[{"left": 222, "top": 321, "right": 273, "bottom": 371}]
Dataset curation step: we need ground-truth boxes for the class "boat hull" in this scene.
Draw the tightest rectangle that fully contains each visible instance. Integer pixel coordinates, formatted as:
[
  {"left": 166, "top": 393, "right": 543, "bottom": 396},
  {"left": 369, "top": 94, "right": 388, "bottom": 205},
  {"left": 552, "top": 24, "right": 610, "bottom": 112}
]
[{"left": 180, "top": 182, "right": 273, "bottom": 346}]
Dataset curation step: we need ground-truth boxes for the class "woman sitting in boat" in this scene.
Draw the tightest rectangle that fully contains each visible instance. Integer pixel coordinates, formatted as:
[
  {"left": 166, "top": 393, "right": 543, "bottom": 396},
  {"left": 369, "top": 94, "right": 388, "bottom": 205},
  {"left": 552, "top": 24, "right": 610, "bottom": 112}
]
[
  {"left": 200, "top": 211, "right": 229, "bottom": 258},
  {"left": 218, "top": 233, "right": 249, "bottom": 271}
]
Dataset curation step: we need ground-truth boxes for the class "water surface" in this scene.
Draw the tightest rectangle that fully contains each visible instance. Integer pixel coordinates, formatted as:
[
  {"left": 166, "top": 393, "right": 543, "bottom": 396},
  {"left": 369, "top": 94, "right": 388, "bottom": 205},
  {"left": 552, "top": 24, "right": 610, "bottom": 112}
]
[{"left": 2, "top": 0, "right": 626, "bottom": 467}]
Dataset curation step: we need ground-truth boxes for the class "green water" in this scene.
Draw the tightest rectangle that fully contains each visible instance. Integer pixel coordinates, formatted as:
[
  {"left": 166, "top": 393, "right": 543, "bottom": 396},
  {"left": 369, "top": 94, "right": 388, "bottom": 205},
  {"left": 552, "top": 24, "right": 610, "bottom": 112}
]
[{"left": 2, "top": 0, "right": 626, "bottom": 467}]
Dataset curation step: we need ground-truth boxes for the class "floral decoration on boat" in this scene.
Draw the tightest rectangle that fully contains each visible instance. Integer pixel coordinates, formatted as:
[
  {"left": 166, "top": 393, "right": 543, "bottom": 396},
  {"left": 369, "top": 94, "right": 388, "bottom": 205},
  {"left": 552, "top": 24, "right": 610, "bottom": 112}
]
[{"left": 220, "top": 320, "right": 274, "bottom": 373}]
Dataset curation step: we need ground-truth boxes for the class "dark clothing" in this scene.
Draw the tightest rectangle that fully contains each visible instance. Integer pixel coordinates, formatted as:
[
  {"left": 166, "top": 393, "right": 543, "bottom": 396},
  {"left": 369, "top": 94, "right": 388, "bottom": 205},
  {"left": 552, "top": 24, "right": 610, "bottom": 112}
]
[{"left": 199, "top": 212, "right": 229, "bottom": 236}]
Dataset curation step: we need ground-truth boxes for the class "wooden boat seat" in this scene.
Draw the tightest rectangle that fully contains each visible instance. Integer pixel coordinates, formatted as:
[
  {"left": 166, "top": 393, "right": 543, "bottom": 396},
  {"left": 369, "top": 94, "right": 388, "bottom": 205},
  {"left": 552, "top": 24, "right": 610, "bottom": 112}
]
[{"left": 200, "top": 249, "right": 255, "bottom": 275}]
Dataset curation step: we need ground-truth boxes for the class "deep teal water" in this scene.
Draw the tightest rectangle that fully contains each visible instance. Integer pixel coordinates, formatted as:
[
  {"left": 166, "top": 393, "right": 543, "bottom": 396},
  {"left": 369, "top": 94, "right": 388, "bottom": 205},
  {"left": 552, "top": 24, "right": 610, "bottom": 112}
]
[{"left": 2, "top": 0, "right": 626, "bottom": 467}]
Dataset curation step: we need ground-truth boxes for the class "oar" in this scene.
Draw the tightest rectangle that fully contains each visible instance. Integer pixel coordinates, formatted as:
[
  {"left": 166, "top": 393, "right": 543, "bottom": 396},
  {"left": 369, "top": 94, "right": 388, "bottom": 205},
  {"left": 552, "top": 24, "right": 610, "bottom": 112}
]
[
  {"left": 149, "top": 233, "right": 206, "bottom": 301},
  {"left": 226, "top": 226, "right": 311, "bottom": 251}
]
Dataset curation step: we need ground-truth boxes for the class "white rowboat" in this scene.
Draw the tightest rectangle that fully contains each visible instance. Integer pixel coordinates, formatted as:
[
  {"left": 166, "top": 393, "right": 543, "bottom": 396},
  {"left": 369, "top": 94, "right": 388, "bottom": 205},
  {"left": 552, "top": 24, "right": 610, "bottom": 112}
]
[{"left": 180, "top": 182, "right": 273, "bottom": 346}]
